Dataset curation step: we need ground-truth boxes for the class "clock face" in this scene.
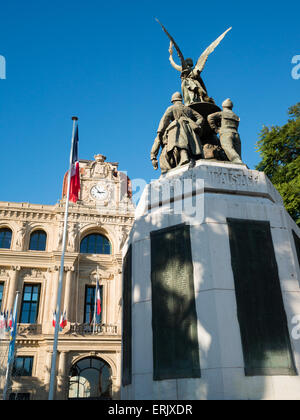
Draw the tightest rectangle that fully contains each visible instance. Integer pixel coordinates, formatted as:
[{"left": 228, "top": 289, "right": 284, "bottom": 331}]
[{"left": 90, "top": 184, "right": 109, "bottom": 201}]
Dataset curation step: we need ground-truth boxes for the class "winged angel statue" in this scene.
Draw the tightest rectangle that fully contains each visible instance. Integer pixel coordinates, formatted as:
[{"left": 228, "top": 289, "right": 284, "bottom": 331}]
[{"left": 156, "top": 19, "right": 232, "bottom": 106}]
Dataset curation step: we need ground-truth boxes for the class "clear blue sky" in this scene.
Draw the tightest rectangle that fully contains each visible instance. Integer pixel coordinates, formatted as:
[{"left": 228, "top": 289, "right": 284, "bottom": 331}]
[{"left": 0, "top": 0, "right": 299, "bottom": 205}]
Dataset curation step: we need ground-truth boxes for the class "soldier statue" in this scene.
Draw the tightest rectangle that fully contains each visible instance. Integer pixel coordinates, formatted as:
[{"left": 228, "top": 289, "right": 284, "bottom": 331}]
[
  {"left": 207, "top": 99, "right": 243, "bottom": 164},
  {"left": 151, "top": 92, "right": 204, "bottom": 173}
]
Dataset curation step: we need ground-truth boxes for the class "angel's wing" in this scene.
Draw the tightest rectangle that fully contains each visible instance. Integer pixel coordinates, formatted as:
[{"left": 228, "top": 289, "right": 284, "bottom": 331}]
[
  {"left": 155, "top": 18, "right": 185, "bottom": 68},
  {"left": 195, "top": 27, "right": 232, "bottom": 72}
]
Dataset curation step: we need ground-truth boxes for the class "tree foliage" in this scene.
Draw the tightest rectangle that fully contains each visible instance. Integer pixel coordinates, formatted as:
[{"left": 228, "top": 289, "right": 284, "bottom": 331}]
[{"left": 256, "top": 103, "right": 300, "bottom": 225}]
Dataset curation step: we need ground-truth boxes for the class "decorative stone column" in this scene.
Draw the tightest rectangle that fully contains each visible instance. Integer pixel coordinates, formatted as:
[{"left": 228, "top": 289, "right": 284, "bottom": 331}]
[
  {"left": 50, "top": 266, "right": 60, "bottom": 317},
  {"left": 57, "top": 351, "right": 69, "bottom": 400},
  {"left": 63, "top": 267, "right": 74, "bottom": 322},
  {"left": 113, "top": 259, "right": 123, "bottom": 328},
  {"left": 43, "top": 269, "right": 55, "bottom": 333},
  {"left": 44, "top": 351, "right": 53, "bottom": 393},
  {"left": 6, "top": 266, "right": 21, "bottom": 311}
]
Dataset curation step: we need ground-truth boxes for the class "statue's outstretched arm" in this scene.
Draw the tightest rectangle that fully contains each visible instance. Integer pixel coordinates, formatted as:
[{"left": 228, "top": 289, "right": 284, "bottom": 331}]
[{"left": 169, "top": 42, "right": 182, "bottom": 72}]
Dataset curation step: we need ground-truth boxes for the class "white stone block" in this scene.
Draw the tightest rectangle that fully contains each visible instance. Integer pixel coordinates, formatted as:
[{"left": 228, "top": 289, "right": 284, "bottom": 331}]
[
  {"left": 214, "top": 291, "right": 245, "bottom": 368},
  {"left": 153, "top": 379, "right": 177, "bottom": 400},
  {"left": 272, "top": 228, "right": 300, "bottom": 291},
  {"left": 177, "top": 374, "right": 223, "bottom": 400},
  {"left": 132, "top": 301, "right": 153, "bottom": 375},
  {"left": 281, "top": 291, "right": 300, "bottom": 369},
  {"left": 222, "top": 368, "right": 275, "bottom": 400},
  {"left": 207, "top": 223, "right": 235, "bottom": 290},
  {"left": 272, "top": 376, "right": 300, "bottom": 400},
  {"left": 190, "top": 224, "right": 214, "bottom": 292},
  {"left": 133, "top": 373, "right": 153, "bottom": 400},
  {"left": 194, "top": 290, "right": 220, "bottom": 370},
  {"left": 132, "top": 239, "right": 151, "bottom": 303}
]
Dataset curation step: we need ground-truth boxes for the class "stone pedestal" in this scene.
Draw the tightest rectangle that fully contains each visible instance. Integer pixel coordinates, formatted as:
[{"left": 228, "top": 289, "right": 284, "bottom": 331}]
[{"left": 121, "top": 160, "right": 300, "bottom": 400}]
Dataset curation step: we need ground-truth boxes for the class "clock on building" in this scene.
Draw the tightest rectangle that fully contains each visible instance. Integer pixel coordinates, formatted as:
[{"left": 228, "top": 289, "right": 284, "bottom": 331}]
[{"left": 90, "top": 184, "right": 109, "bottom": 201}]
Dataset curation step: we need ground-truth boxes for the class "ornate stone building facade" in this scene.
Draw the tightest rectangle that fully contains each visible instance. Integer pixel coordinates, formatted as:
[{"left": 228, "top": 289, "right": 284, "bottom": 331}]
[{"left": 0, "top": 154, "right": 134, "bottom": 400}]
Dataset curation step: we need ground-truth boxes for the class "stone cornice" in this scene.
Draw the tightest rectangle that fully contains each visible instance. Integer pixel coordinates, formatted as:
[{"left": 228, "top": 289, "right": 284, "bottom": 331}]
[
  {"left": 0, "top": 203, "right": 134, "bottom": 226},
  {"left": 0, "top": 251, "right": 79, "bottom": 269}
]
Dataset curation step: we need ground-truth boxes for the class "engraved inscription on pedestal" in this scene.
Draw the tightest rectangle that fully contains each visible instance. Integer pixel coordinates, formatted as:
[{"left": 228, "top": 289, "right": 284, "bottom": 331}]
[
  {"left": 208, "top": 168, "right": 260, "bottom": 187},
  {"left": 151, "top": 224, "right": 200, "bottom": 380},
  {"left": 227, "top": 218, "right": 297, "bottom": 376}
]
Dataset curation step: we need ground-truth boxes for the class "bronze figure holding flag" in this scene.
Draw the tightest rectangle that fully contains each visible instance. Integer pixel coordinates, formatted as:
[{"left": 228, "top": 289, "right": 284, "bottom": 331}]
[
  {"left": 152, "top": 20, "right": 244, "bottom": 172},
  {"left": 156, "top": 19, "right": 231, "bottom": 106}
]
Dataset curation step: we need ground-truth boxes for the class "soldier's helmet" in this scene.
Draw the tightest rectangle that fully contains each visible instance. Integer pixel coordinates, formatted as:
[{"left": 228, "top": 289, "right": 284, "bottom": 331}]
[
  {"left": 222, "top": 98, "right": 233, "bottom": 109},
  {"left": 171, "top": 92, "right": 183, "bottom": 103}
]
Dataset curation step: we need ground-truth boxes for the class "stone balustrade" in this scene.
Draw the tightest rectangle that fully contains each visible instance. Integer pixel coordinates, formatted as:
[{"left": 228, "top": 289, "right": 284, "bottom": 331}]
[{"left": 68, "top": 323, "right": 118, "bottom": 336}]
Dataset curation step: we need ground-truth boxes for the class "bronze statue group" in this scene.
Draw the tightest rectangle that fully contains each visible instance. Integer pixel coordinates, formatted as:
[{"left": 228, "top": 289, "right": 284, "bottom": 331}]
[{"left": 151, "top": 20, "right": 243, "bottom": 174}]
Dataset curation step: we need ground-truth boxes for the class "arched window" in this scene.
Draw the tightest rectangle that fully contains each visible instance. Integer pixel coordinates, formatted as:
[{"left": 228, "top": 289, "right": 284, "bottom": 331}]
[
  {"left": 29, "top": 230, "right": 47, "bottom": 251},
  {"left": 80, "top": 234, "right": 111, "bottom": 255},
  {"left": 68, "top": 357, "right": 112, "bottom": 400},
  {"left": 0, "top": 228, "right": 12, "bottom": 249}
]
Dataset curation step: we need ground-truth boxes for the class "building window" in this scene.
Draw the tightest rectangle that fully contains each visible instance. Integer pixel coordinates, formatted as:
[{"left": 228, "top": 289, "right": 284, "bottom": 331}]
[
  {"left": 20, "top": 284, "right": 41, "bottom": 324},
  {"left": 29, "top": 230, "right": 47, "bottom": 251},
  {"left": 80, "top": 234, "right": 111, "bottom": 255},
  {"left": 84, "top": 285, "right": 103, "bottom": 324},
  {"left": 12, "top": 356, "right": 33, "bottom": 377},
  {"left": 68, "top": 357, "right": 112, "bottom": 400},
  {"left": 0, "top": 282, "right": 4, "bottom": 310},
  {"left": 0, "top": 228, "right": 12, "bottom": 249}
]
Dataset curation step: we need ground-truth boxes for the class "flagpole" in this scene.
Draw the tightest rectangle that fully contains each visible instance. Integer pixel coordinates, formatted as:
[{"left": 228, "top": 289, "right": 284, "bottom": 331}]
[
  {"left": 48, "top": 116, "right": 78, "bottom": 400},
  {"left": 3, "top": 291, "right": 20, "bottom": 401}
]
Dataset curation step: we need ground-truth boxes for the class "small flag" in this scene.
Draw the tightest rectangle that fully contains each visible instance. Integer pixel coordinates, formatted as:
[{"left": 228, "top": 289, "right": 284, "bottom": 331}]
[
  {"left": 59, "top": 310, "right": 67, "bottom": 330},
  {"left": 4, "top": 310, "right": 9, "bottom": 332},
  {"left": 96, "top": 279, "right": 101, "bottom": 317},
  {"left": 8, "top": 310, "right": 13, "bottom": 329},
  {"left": 69, "top": 125, "right": 80, "bottom": 203},
  {"left": 52, "top": 311, "right": 57, "bottom": 327},
  {"left": 7, "top": 299, "right": 18, "bottom": 364},
  {"left": 0, "top": 312, "right": 5, "bottom": 338}
]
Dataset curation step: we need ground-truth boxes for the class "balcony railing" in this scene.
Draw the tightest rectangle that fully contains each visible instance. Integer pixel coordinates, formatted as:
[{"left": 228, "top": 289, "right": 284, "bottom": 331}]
[
  {"left": 0, "top": 324, "right": 42, "bottom": 340},
  {"left": 0, "top": 323, "right": 118, "bottom": 338},
  {"left": 17, "top": 324, "right": 42, "bottom": 336},
  {"left": 68, "top": 323, "right": 119, "bottom": 336}
]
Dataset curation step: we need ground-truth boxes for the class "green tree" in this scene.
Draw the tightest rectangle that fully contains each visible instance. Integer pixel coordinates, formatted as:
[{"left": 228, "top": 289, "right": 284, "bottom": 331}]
[{"left": 255, "top": 103, "right": 300, "bottom": 225}]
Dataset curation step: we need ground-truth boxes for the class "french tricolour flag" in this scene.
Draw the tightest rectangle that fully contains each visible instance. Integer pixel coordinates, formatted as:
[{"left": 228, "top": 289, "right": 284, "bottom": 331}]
[
  {"left": 69, "top": 125, "right": 80, "bottom": 203},
  {"left": 8, "top": 310, "right": 13, "bottom": 329},
  {"left": 60, "top": 310, "right": 67, "bottom": 330},
  {"left": 96, "top": 279, "right": 101, "bottom": 316},
  {"left": 52, "top": 310, "right": 57, "bottom": 327}
]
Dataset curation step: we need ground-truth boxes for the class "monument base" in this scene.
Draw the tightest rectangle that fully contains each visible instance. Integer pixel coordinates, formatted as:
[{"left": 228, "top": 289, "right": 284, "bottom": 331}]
[{"left": 121, "top": 160, "right": 300, "bottom": 400}]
